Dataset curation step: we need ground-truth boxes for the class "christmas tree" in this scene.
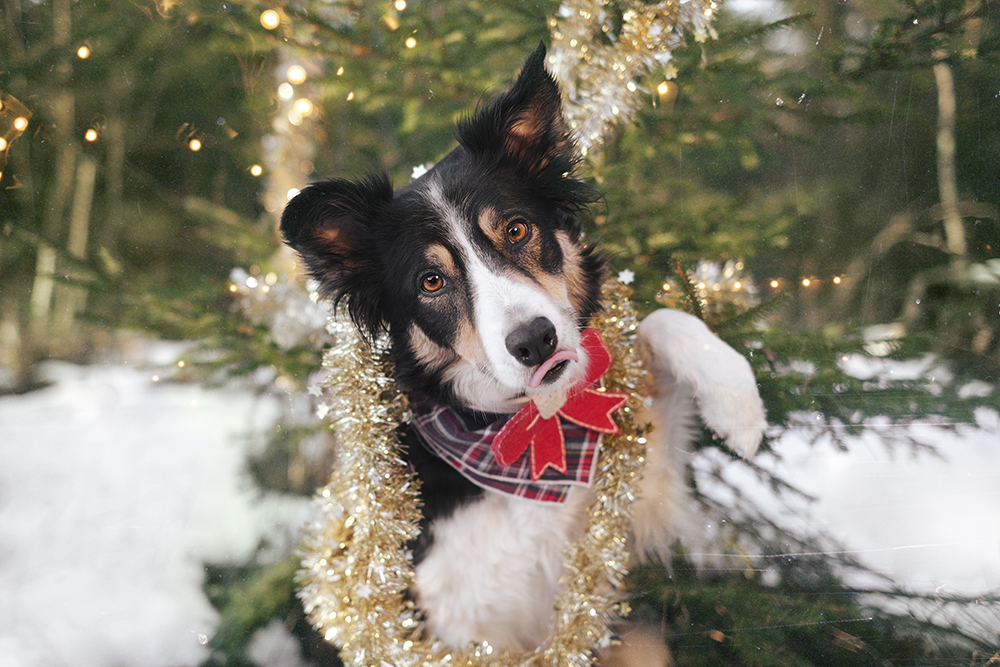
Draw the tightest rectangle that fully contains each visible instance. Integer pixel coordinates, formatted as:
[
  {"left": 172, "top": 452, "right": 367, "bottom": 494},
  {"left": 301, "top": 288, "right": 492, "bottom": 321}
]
[{"left": 1, "top": 0, "right": 997, "bottom": 665}]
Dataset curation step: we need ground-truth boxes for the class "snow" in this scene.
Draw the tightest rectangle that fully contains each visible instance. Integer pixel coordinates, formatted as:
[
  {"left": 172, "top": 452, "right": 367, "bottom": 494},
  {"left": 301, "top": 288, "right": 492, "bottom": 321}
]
[
  {"left": 737, "top": 415, "right": 1000, "bottom": 594},
  {"left": 0, "top": 348, "right": 997, "bottom": 666},
  {"left": 0, "top": 352, "right": 311, "bottom": 667},
  {"left": 691, "top": 407, "right": 1000, "bottom": 642}
]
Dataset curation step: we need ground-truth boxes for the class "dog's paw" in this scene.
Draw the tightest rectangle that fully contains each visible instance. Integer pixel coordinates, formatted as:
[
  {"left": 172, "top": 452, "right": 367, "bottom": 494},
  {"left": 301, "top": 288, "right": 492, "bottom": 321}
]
[{"left": 637, "top": 309, "right": 766, "bottom": 457}]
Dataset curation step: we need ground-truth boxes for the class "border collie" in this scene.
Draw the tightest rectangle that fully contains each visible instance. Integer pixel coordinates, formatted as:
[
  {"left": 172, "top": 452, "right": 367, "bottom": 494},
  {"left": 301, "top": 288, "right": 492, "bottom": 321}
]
[{"left": 281, "top": 43, "right": 766, "bottom": 657}]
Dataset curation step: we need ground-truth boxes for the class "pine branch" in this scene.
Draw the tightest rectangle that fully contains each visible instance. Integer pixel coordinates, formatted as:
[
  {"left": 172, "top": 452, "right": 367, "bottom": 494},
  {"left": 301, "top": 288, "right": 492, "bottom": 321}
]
[
  {"left": 673, "top": 261, "right": 706, "bottom": 322},
  {"left": 714, "top": 292, "right": 792, "bottom": 335},
  {"left": 207, "top": 555, "right": 300, "bottom": 660},
  {"left": 715, "top": 12, "right": 816, "bottom": 47}
]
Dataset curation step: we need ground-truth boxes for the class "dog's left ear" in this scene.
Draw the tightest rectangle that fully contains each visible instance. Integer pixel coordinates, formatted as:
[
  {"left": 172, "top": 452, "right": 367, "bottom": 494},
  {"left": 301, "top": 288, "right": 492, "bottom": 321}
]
[{"left": 458, "top": 42, "right": 577, "bottom": 175}]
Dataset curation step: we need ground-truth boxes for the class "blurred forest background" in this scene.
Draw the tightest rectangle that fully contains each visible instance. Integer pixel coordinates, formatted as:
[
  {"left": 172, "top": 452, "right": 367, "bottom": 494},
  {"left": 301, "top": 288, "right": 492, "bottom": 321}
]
[{"left": 1, "top": 0, "right": 999, "bottom": 665}]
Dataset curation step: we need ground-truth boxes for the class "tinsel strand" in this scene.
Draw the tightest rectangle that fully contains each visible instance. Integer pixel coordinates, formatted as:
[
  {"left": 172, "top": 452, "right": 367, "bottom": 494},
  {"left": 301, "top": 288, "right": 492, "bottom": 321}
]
[
  {"left": 547, "top": 0, "right": 719, "bottom": 152},
  {"left": 298, "top": 282, "right": 649, "bottom": 666}
]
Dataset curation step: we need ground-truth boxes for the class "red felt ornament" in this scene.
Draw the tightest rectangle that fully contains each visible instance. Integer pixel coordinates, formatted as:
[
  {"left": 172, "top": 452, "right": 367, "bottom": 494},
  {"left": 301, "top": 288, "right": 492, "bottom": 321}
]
[{"left": 491, "top": 329, "right": 630, "bottom": 480}]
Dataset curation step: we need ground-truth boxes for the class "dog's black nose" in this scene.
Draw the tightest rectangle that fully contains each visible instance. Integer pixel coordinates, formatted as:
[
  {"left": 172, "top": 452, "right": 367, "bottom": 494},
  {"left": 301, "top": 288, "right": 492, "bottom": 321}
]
[{"left": 505, "top": 317, "right": 557, "bottom": 367}]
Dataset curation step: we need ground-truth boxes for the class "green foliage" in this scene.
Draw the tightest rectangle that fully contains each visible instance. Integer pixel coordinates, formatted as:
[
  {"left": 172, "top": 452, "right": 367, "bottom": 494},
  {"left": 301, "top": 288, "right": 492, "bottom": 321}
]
[
  {"left": 202, "top": 555, "right": 343, "bottom": 667},
  {"left": 847, "top": 0, "right": 998, "bottom": 73},
  {"left": 627, "top": 554, "right": 993, "bottom": 667},
  {"left": 1, "top": 0, "right": 280, "bottom": 382},
  {"left": 204, "top": 556, "right": 300, "bottom": 661}
]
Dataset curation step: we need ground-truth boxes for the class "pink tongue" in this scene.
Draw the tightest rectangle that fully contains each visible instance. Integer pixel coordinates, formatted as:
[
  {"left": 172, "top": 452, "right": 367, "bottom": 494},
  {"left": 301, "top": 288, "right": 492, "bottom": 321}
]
[{"left": 528, "top": 350, "right": 579, "bottom": 389}]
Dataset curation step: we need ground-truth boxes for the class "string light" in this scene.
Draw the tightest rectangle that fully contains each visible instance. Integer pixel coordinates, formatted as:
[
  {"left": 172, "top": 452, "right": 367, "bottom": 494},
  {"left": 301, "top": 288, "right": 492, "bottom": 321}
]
[
  {"left": 249, "top": 164, "right": 263, "bottom": 177},
  {"left": 260, "top": 9, "right": 280, "bottom": 30},
  {"left": 394, "top": 0, "right": 407, "bottom": 10},
  {"left": 77, "top": 45, "right": 91, "bottom": 59},
  {"left": 0, "top": 93, "right": 32, "bottom": 183},
  {"left": 286, "top": 65, "right": 307, "bottom": 85},
  {"left": 287, "top": 188, "right": 300, "bottom": 201},
  {"left": 336, "top": 66, "right": 344, "bottom": 76},
  {"left": 188, "top": 137, "right": 202, "bottom": 152},
  {"left": 404, "top": 36, "right": 417, "bottom": 49},
  {"left": 294, "top": 98, "right": 314, "bottom": 117},
  {"left": 277, "top": 82, "right": 294, "bottom": 100},
  {"left": 346, "top": 91, "right": 354, "bottom": 101},
  {"left": 84, "top": 128, "right": 98, "bottom": 142},
  {"left": 764, "top": 276, "right": 846, "bottom": 289},
  {"left": 657, "top": 80, "right": 679, "bottom": 111}
]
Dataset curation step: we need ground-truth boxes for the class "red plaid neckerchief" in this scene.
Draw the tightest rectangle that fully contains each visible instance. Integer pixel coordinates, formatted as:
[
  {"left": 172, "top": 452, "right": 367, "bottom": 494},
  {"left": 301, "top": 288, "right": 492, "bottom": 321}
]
[{"left": 408, "top": 329, "right": 630, "bottom": 504}]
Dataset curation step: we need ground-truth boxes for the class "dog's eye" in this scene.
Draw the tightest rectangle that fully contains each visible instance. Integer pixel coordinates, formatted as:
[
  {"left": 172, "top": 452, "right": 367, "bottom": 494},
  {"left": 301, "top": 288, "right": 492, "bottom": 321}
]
[
  {"left": 421, "top": 273, "right": 445, "bottom": 293},
  {"left": 506, "top": 220, "right": 529, "bottom": 244}
]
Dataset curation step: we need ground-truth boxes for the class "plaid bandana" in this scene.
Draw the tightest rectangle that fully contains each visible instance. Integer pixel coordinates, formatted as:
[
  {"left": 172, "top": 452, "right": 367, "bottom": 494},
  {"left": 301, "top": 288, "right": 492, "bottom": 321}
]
[{"left": 408, "top": 397, "right": 602, "bottom": 504}]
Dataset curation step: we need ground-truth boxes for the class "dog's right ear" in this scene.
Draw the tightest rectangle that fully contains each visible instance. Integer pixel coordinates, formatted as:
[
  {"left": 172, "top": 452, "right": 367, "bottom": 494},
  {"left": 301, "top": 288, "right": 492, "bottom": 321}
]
[{"left": 280, "top": 174, "right": 393, "bottom": 340}]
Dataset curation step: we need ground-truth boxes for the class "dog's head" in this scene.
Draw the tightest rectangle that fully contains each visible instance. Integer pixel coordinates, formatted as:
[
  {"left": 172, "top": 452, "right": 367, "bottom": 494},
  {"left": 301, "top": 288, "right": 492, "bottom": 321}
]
[{"left": 281, "top": 44, "right": 604, "bottom": 413}]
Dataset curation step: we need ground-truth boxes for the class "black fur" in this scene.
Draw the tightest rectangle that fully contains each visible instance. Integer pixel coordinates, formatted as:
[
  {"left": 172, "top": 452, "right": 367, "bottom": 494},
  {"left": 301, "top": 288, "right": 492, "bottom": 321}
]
[
  {"left": 398, "top": 422, "right": 485, "bottom": 564},
  {"left": 454, "top": 44, "right": 596, "bottom": 211},
  {"left": 280, "top": 174, "right": 395, "bottom": 342}
]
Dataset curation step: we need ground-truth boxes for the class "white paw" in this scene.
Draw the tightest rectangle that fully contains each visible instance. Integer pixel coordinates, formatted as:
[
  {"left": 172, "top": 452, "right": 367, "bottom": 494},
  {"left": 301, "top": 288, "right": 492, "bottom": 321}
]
[{"left": 637, "top": 309, "right": 766, "bottom": 457}]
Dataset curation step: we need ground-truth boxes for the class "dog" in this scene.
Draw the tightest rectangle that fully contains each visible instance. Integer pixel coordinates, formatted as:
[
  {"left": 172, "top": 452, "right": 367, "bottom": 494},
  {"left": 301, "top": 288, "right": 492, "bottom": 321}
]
[{"left": 281, "top": 43, "right": 766, "bottom": 657}]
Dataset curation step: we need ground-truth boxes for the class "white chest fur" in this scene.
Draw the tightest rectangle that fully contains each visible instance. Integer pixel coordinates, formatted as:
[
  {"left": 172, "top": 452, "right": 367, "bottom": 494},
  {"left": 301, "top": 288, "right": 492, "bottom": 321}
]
[{"left": 413, "top": 486, "right": 593, "bottom": 651}]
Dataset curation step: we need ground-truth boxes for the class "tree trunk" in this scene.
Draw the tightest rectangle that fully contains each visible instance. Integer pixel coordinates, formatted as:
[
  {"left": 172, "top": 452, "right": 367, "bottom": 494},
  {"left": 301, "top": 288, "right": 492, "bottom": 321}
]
[
  {"left": 932, "top": 53, "right": 966, "bottom": 268},
  {"left": 29, "top": 0, "right": 77, "bottom": 344},
  {"left": 52, "top": 157, "right": 97, "bottom": 349}
]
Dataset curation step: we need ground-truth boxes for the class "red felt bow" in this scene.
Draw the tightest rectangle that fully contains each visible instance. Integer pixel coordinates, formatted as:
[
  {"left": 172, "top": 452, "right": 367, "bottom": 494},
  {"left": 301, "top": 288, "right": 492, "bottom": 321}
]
[{"left": 491, "top": 328, "right": 630, "bottom": 481}]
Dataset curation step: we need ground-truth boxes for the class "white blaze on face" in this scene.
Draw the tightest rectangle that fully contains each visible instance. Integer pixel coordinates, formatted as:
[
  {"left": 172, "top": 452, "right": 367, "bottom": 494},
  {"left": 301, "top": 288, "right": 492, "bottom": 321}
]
[{"left": 426, "top": 183, "right": 587, "bottom": 413}]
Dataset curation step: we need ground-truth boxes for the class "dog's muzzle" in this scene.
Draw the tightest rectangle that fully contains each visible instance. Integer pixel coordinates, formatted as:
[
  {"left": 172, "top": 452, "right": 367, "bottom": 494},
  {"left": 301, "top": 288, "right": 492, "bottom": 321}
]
[
  {"left": 505, "top": 317, "right": 557, "bottom": 367},
  {"left": 505, "top": 317, "right": 578, "bottom": 388}
]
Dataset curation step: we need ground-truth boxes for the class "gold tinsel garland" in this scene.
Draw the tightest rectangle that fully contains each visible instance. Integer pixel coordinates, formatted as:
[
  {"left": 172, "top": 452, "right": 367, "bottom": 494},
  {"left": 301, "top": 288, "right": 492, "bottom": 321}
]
[
  {"left": 547, "top": 0, "right": 719, "bottom": 152},
  {"left": 298, "top": 282, "right": 649, "bottom": 666}
]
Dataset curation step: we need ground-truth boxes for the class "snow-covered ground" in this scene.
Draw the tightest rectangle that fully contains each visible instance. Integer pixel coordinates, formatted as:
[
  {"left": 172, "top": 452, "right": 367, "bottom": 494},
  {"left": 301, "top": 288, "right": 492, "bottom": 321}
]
[
  {"left": 0, "top": 348, "right": 312, "bottom": 667},
  {"left": 755, "top": 417, "right": 999, "bottom": 595},
  {"left": 691, "top": 356, "right": 1000, "bottom": 639},
  {"left": 693, "top": 414, "right": 1000, "bottom": 591},
  {"left": 0, "top": 348, "right": 997, "bottom": 666}
]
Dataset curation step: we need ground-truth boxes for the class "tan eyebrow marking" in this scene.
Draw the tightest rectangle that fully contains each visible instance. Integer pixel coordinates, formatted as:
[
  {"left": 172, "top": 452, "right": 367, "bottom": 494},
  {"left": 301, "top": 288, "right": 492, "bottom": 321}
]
[
  {"left": 477, "top": 208, "right": 505, "bottom": 253},
  {"left": 424, "top": 243, "right": 457, "bottom": 275}
]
